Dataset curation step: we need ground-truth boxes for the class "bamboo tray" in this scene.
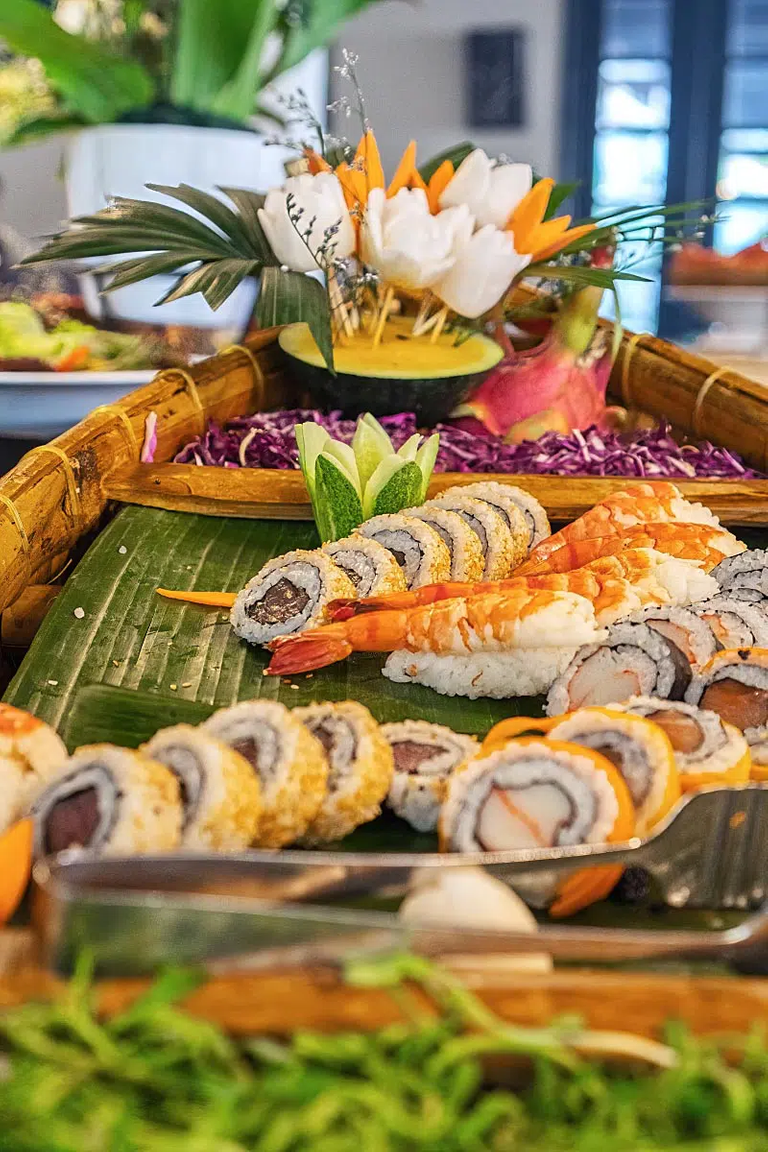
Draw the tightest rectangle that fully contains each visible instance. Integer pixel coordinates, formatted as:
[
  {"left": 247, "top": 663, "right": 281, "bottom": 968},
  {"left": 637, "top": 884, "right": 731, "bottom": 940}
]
[{"left": 2, "top": 324, "right": 768, "bottom": 623}]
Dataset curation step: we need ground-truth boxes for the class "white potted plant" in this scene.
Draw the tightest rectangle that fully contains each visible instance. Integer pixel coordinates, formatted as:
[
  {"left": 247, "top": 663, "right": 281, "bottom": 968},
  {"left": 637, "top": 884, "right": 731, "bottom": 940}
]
[{"left": 0, "top": 0, "right": 380, "bottom": 328}]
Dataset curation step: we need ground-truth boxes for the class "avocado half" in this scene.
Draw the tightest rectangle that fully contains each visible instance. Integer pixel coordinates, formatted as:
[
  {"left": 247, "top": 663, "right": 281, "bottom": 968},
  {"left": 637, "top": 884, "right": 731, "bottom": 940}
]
[{"left": 278, "top": 317, "right": 503, "bottom": 426}]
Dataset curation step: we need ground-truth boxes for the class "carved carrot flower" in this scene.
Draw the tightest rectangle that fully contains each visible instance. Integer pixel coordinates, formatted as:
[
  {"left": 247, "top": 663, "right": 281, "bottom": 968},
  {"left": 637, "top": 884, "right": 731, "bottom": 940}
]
[{"left": 507, "top": 177, "right": 595, "bottom": 262}]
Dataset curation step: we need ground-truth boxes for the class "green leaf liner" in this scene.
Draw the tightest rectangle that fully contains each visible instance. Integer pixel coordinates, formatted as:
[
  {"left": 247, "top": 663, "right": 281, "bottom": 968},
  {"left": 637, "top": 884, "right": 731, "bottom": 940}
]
[{"left": 313, "top": 453, "right": 364, "bottom": 542}]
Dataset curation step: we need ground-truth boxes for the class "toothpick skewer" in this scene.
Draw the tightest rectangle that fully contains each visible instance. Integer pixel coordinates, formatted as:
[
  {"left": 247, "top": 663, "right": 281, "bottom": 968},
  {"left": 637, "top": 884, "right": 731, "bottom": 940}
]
[
  {"left": 412, "top": 292, "right": 433, "bottom": 337},
  {"left": 328, "top": 268, "right": 355, "bottom": 338},
  {"left": 372, "top": 285, "right": 395, "bottom": 348},
  {"left": 430, "top": 305, "right": 450, "bottom": 344}
]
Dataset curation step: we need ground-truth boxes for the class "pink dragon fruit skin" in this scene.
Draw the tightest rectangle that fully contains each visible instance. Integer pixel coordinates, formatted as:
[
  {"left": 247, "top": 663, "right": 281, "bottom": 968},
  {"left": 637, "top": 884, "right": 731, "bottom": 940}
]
[{"left": 457, "top": 285, "right": 616, "bottom": 443}]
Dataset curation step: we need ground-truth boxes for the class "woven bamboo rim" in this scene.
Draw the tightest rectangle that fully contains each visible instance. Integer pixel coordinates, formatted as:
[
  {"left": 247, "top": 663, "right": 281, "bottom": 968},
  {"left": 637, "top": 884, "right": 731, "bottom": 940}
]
[{"left": 0, "top": 315, "right": 767, "bottom": 619}]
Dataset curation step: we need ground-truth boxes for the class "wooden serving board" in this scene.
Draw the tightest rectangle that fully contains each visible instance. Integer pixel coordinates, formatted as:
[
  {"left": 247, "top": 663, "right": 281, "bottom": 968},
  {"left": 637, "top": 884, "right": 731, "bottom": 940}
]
[
  {"left": 1, "top": 954, "right": 768, "bottom": 1041},
  {"left": 104, "top": 465, "right": 768, "bottom": 527}
]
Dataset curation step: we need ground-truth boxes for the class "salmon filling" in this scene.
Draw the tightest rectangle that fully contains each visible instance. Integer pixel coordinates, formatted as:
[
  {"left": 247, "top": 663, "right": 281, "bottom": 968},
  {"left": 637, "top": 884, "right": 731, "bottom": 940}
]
[
  {"left": 45, "top": 787, "right": 100, "bottom": 854},
  {"left": 646, "top": 709, "right": 704, "bottom": 754},
  {"left": 700, "top": 678, "right": 768, "bottom": 732}
]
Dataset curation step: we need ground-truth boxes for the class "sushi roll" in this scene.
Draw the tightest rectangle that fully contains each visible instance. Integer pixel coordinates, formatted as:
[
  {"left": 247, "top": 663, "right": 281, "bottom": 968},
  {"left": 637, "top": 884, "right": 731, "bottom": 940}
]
[
  {"left": 356, "top": 515, "right": 451, "bottom": 589},
  {"left": 547, "top": 707, "right": 680, "bottom": 833},
  {"left": 381, "top": 720, "right": 479, "bottom": 831},
  {"left": 440, "top": 737, "right": 635, "bottom": 916},
  {"left": 547, "top": 621, "right": 692, "bottom": 716},
  {"left": 322, "top": 536, "right": 406, "bottom": 598},
  {"left": 618, "top": 696, "right": 751, "bottom": 791},
  {"left": 384, "top": 647, "right": 580, "bottom": 699},
  {"left": 31, "top": 744, "right": 181, "bottom": 858},
  {"left": 0, "top": 704, "right": 68, "bottom": 830},
  {"left": 143, "top": 725, "right": 262, "bottom": 850},
  {"left": 629, "top": 605, "right": 717, "bottom": 669},
  {"left": 440, "top": 481, "right": 551, "bottom": 553},
  {"left": 691, "top": 596, "right": 768, "bottom": 649},
  {"left": 231, "top": 550, "right": 356, "bottom": 647},
  {"left": 686, "top": 648, "right": 768, "bottom": 769},
  {"left": 203, "top": 700, "right": 328, "bottom": 848},
  {"left": 402, "top": 507, "right": 484, "bottom": 581},
  {"left": 293, "top": 702, "right": 394, "bottom": 844},
  {"left": 427, "top": 493, "right": 522, "bottom": 579},
  {"left": 711, "top": 549, "right": 768, "bottom": 603}
]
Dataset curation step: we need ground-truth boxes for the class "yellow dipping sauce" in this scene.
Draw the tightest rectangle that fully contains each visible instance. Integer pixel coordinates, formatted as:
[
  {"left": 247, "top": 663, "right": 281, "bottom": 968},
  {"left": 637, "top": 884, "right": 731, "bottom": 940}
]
[{"left": 279, "top": 316, "right": 503, "bottom": 379}]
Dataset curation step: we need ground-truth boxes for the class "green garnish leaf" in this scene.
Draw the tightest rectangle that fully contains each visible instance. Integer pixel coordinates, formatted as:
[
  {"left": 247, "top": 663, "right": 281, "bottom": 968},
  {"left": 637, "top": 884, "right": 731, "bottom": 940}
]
[
  {"left": 365, "top": 459, "right": 423, "bottom": 519},
  {"left": 397, "top": 433, "right": 422, "bottom": 462},
  {"left": 415, "top": 433, "right": 440, "bottom": 501},
  {"left": 313, "top": 453, "right": 364, "bottom": 542},
  {"left": 295, "top": 422, "right": 331, "bottom": 499},
  {"left": 352, "top": 413, "right": 394, "bottom": 489}
]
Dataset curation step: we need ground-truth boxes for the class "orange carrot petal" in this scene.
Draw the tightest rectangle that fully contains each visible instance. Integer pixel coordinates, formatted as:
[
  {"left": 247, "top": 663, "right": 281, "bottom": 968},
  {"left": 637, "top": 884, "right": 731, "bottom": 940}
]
[
  {"left": 514, "top": 215, "right": 570, "bottom": 257},
  {"left": 387, "top": 140, "right": 418, "bottom": 196},
  {"left": 353, "top": 129, "right": 385, "bottom": 196},
  {"left": 336, "top": 162, "right": 368, "bottom": 211},
  {"left": 549, "top": 864, "right": 625, "bottom": 918},
  {"left": 305, "top": 148, "right": 332, "bottom": 174},
  {"left": 0, "top": 820, "right": 33, "bottom": 926},
  {"left": 507, "top": 177, "right": 555, "bottom": 241},
  {"left": 482, "top": 716, "right": 556, "bottom": 753},
  {"left": 532, "top": 222, "right": 596, "bottom": 262},
  {"left": 156, "top": 589, "right": 237, "bottom": 608},
  {"left": 427, "top": 160, "right": 455, "bottom": 213}
]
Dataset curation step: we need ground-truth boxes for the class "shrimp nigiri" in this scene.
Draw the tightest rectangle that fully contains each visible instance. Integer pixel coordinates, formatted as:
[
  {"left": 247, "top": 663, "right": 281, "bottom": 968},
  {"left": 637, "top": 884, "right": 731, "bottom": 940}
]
[
  {"left": 266, "top": 587, "right": 604, "bottom": 676},
  {"left": 521, "top": 483, "right": 721, "bottom": 567},
  {"left": 517, "top": 521, "right": 743, "bottom": 576},
  {"left": 328, "top": 548, "right": 715, "bottom": 619}
]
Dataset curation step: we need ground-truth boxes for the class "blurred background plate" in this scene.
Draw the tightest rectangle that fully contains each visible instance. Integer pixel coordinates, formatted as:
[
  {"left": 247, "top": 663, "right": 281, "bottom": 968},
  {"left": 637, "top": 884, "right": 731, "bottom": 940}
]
[{"left": 0, "top": 369, "right": 157, "bottom": 439}]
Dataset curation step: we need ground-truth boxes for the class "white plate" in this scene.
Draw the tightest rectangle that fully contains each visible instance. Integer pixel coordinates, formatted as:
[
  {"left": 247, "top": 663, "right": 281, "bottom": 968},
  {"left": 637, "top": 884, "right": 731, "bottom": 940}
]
[{"left": 0, "top": 369, "right": 158, "bottom": 440}]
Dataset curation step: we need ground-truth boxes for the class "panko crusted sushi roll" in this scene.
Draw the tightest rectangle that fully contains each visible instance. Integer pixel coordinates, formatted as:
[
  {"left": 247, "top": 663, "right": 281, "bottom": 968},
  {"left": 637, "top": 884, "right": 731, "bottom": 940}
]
[
  {"left": 711, "top": 549, "right": 768, "bottom": 603},
  {"left": 440, "top": 737, "right": 635, "bottom": 916},
  {"left": 691, "top": 596, "right": 768, "bottom": 649},
  {"left": 547, "top": 707, "right": 680, "bottom": 833},
  {"left": 356, "top": 515, "right": 450, "bottom": 589},
  {"left": 0, "top": 704, "right": 68, "bottom": 829},
  {"left": 686, "top": 648, "right": 768, "bottom": 769},
  {"left": 442, "top": 481, "right": 551, "bottom": 553},
  {"left": 618, "top": 696, "right": 751, "bottom": 791},
  {"left": 323, "top": 536, "right": 406, "bottom": 598},
  {"left": 402, "top": 507, "right": 484, "bottom": 582},
  {"left": 31, "top": 744, "right": 181, "bottom": 858},
  {"left": 383, "top": 647, "right": 579, "bottom": 699},
  {"left": 547, "top": 621, "right": 692, "bottom": 716},
  {"left": 294, "top": 702, "right": 393, "bottom": 844},
  {"left": 428, "top": 493, "right": 523, "bottom": 578},
  {"left": 231, "top": 550, "right": 356, "bottom": 647},
  {"left": 143, "top": 725, "right": 262, "bottom": 850},
  {"left": 204, "top": 700, "right": 328, "bottom": 847},
  {"left": 381, "top": 720, "right": 479, "bottom": 831},
  {"left": 629, "top": 605, "right": 717, "bottom": 669}
]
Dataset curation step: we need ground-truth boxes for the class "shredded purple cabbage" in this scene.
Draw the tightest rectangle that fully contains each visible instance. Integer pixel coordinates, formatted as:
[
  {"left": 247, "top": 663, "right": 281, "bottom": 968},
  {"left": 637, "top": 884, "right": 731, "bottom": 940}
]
[{"left": 173, "top": 409, "right": 763, "bottom": 479}]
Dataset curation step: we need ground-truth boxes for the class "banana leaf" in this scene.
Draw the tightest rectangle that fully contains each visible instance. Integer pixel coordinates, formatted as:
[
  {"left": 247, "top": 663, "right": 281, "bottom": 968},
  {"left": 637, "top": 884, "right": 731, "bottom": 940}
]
[{"left": 4, "top": 506, "right": 535, "bottom": 754}]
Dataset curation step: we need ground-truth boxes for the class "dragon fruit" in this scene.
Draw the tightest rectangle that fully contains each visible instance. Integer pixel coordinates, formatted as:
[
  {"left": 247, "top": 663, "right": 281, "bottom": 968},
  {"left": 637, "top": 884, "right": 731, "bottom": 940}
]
[{"left": 455, "top": 285, "right": 616, "bottom": 443}]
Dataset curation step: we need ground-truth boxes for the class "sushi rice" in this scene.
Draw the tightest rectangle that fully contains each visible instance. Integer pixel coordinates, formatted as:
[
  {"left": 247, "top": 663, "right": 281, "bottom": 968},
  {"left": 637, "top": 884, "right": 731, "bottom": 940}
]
[
  {"left": 692, "top": 596, "right": 768, "bottom": 650},
  {"left": 440, "top": 481, "right": 550, "bottom": 553},
  {"left": 384, "top": 647, "right": 581, "bottom": 699},
  {"left": 322, "top": 536, "right": 406, "bottom": 598},
  {"left": 686, "top": 648, "right": 768, "bottom": 764},
  {"left": 711, "top": 549, "right": 768, "bottom": 603},
  {"left": 0, "top": 703, "right": 67, "bottom": 831},
  {"left": 402, "top": 506, "right": 485, "bottom": 582},
  {"left": 381, "top": 720, "right": 479, "bottom": 831},
  {"left": 143, "top": 724, "right": 262, "bottom": 850},
  {"left": 294, "top": 701, "right": 394, "bottom": 844},
  {"left": 427, "top": 493, "right": 521, "bottom": 579},
  {"left": 231, "top": 550, "right": 356, "bottom": 647},
  {"left": 629, "top": 604, "right": 717, "bottom": 669},
  {"left": 356, "top": 514, "right": 451, "bottom": 589}
]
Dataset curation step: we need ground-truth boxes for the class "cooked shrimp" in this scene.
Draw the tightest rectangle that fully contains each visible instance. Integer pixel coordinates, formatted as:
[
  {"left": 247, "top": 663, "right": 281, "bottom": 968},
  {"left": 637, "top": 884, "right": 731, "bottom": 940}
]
[
  {"left": 518, "top": 522, "right": 742, "bottom": 576},
  {"left": 267, "top": 587, "right": 602, "bottom": 675},
  {"left": 521, "top": 483, "right": 720, "bottom": 567}
]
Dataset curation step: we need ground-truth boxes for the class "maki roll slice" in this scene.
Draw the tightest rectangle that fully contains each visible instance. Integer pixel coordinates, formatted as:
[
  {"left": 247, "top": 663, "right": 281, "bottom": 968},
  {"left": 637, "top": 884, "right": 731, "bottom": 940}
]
[
  {"left": 322, "top": 537, "right": 406, "bottom": 598},
  {"left": 402, "top": 506, "right": 484, "bottom": 581},
  {"left": 442, "top": 481, "right": 551, "bottom": 552},
  {"left": 619, "top": 696, "right": 750, "bottom": 791},
  {"left": 31, "top": 744, "right": 181, "bottom": 858},
  {"left": 356, "top": 515, "right": 451, "bottom": 589},
  {"left": 427, "top": 493, "right": 522, "bottom": 578},
  {"left": 629, "top": 605, "right": 717, "bottom": 669},
  {"left": 547, "top": 707, "right": 680, "bottom": 833},
  {"left": 546, "top": 621, "right": 693, "bottom": 716},
  {"left": 440, "top": 737, "right": 635, "bottom": 916},
  {"left": 231, "top": 550, "right": 356, "bottom": 647},
  {"left": 293, "top": 702, "right": 394, "bottom": 844},
  {"left": 686, "top": 648, "right": 768, "bottom": 769},
  {"left": 0, "top": 704, "right": 67, "bottom": 831},
  {"left": 711, "top": 549, "right": 768, "bottom": 603},
  {"left": 691, "top": 596, "right": 768, "bottom": 649},
  {"left": 381, "top": 720, "right": 479, "bottom": 831},
  {"left": 204, "top": 700, "right": 328, "bottom": 848},
  {"left": 143, "top": 725, "right": 262, "bottom": 850}
]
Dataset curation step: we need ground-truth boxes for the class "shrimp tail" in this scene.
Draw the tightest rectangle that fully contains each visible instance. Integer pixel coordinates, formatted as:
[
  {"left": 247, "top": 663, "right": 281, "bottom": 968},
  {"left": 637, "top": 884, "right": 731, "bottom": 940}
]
[{"left": 266, "top": 631, "right": 353, "bottom": 675}]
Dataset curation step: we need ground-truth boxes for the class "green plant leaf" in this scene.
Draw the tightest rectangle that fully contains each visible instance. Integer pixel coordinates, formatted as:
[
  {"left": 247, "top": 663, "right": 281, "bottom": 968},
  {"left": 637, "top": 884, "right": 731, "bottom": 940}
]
[
  {"left": 523, "top": 264, "right": 650, "bottom": 288},
  {"left": 255, "top": 267, "right": 335, "bottom": 373},
  {"left": 314, "top": 453, "right": 365, "bottom": 541},
  {"left": 0, "top": 0, "right": 154, "bottom": 124},
  {"left": 99, "top": 251, "right": 210, "bottom": 293},
  {"left": 155, "top": 259, "right": 261, "bottom": 310},
  {"left": 419, "top": 141, "right": 475, "bottom": 183},
  {"left": 543, "top": 181, "right": 580, "bottom": 220},
  {"left": 4, "top": 111, "right": 88, "bottom": 146},
  {"left": 170, "top": 0, "right": 266, "bottom": 113},
  {"left": 145, "top": 183, "right": 268, "bottom": 260},
  {"left": 272, "top": 1, "right": 384, "bottom": 78},
  {"left": 218, "top": 187, "right": 276, "bottom": 263},
  {"left": 365, "top": 459, "right": 423, "bottom": 519},
  {"left": 209, "top": 1, "right": 279, "bottom": 122}
]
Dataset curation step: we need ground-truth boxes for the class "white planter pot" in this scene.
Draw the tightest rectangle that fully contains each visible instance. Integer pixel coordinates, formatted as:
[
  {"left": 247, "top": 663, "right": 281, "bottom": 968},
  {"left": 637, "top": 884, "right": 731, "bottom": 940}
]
[{"left": 65, "top": 52, "right": 328, "bottom": 329}]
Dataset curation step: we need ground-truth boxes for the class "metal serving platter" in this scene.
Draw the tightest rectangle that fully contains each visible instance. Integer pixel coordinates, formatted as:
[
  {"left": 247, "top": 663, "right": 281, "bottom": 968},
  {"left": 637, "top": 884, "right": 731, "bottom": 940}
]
[{"left": 32, "top": 786, "right": 768, "bottom": 975}]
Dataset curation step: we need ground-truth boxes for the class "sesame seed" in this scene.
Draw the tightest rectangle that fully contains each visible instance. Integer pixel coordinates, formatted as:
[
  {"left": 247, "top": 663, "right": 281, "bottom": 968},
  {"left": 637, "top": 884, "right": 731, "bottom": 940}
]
[
  {"left": 290, "top": 684, "right": 299, "bottom": 690},
  {"left": 73, "top": 607, "right": 85, "bottom": 619},
  {"left": 118, "top": 546, "right": 127, "bottom": 555},
  {"left": 47, "top": 679, "right": 58, "bottom": 686},
  {"left": 182, "top": 682, "right": 192, "bottom": 688},
  {"left": 169, "top": 683, "right": 177, "bottom": 691},
  {"left": 113, "top": 660, "right": 120, "bottom": 666}
]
